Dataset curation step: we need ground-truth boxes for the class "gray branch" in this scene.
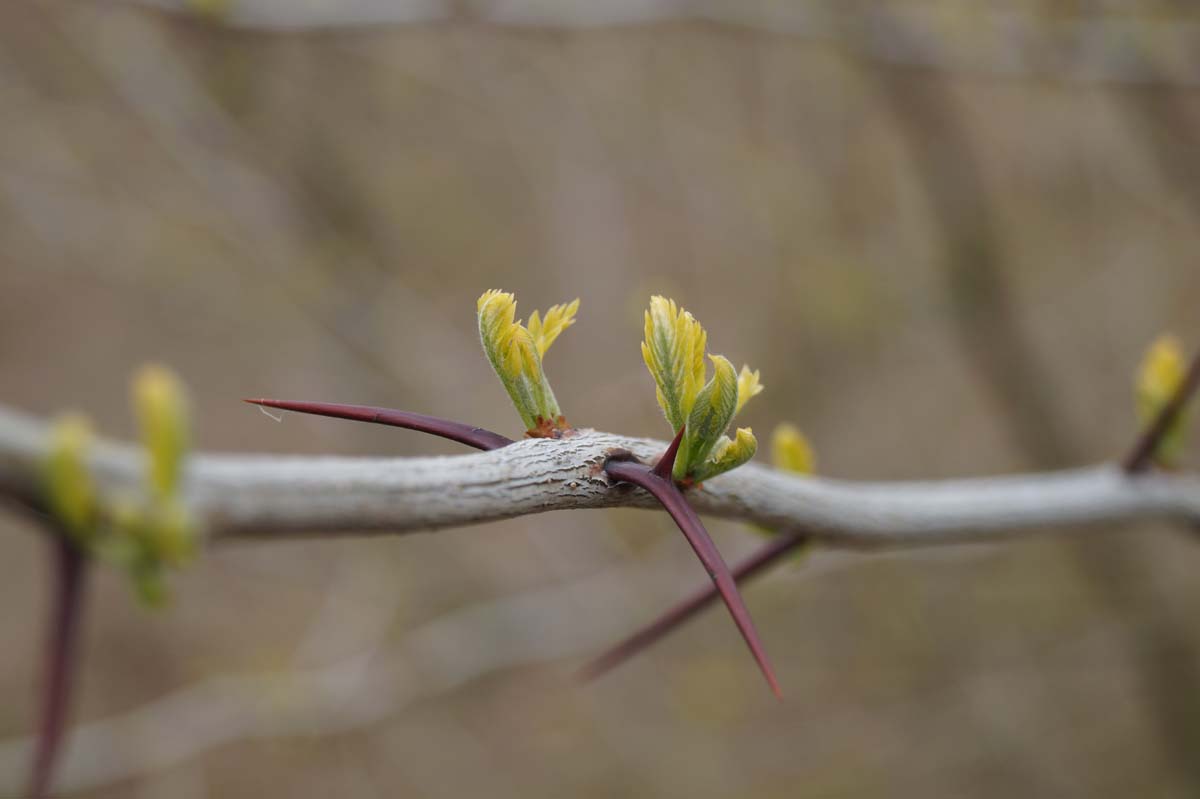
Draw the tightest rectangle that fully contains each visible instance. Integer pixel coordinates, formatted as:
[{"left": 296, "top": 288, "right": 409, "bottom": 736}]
[{"left": 2, "top": 405, "right": 1198, "bottom": 548}]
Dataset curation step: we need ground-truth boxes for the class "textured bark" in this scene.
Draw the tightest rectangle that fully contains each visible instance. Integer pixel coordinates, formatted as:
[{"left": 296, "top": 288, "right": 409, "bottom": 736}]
[{"left": 2, "top": 405, "right": 1198, "bottom": 547}]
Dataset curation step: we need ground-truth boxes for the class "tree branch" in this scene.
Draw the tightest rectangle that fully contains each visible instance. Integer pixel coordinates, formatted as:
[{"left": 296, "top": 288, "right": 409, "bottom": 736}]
[{"left": 2, "top": 404, "right": 1199, "bottom": 547}]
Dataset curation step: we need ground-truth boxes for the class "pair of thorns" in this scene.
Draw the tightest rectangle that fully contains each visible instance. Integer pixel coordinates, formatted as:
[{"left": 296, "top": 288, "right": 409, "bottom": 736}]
[{"left": 245, "top": 397, "right": 791, "bottom": 697}]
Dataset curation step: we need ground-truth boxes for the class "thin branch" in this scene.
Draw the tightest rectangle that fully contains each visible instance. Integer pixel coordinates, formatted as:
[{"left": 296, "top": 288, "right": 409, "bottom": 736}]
[
  {"left": 244, "top": 399, "right": 513, "bottom": 452},
  {"left": 26, "top": 535, "right": 88, "bottom": 799},
  {"left": 1, "top": 405, "right": 1199, "bottom": 546},
  {"left": 1123, "top": 349, "right": 1200, "bottom": 473}
]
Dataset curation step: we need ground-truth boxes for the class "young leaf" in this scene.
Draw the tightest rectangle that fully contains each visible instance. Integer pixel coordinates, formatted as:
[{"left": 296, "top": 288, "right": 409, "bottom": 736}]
[
  {"left": 678, "top": 355, "right": 738, "bottom": 480},
  {"left": 691, "top": 427, "right": 758, "bottom": 483},
  {"left": 641, "top": 296, "right": 707, "bottom": 431},
  {"left": 1135, "top": 334, "right": 1190, "bottom": 467},
  {"left": 477, "top": 290, "right": 574, "bottom": 434},
  {"left": 527, "top": 299, "right": 580, "bottom": 357},
  {"left": 735, "top": 366, "right": 764, "bottom": 415}
]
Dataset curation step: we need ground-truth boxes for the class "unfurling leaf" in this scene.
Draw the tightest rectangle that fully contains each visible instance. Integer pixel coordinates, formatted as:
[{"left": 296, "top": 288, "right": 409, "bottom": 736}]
[
  {"left": 735, "top": 366, "right": 764, "bottom": 415},
  {"left": 691, "top": 427, "right": 758, "bottom": 483},
  {"left": 528, "top": 299, "right": 580, "bottom": 357},
  {"left": 679, "top": 355, "right": 739, "bottom": 480},
  {"left": 44, "top": 415, "right": 97, "bottom": 542},
  {"left": 1135, "top": 334, "right": 1190, "bottom": 467},
  {"left": 641, "top": 297, "right": 763, "bottom": 480},
  {"left": 641, "top": 296, "right": 707, "bottom": 431},
  {"left": 478, "top": 290, "right": 576, "bottom": 434},
  {"left": 771, "top": 423, "right": 815, "bottom": 475}
]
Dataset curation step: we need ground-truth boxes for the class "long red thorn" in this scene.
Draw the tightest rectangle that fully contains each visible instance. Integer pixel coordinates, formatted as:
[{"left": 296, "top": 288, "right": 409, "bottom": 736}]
[
  {"left": 579, "top": 532, "right": 806, "bottom": 682},
  {"left": 27, "top": 536, "right": 88, "bottom": 799},
  {"left": 244, "top": 399, "right": 513, "bottom": 452},
  {"left": 603, "top": 458, "right": 783, "bottom": 698}
]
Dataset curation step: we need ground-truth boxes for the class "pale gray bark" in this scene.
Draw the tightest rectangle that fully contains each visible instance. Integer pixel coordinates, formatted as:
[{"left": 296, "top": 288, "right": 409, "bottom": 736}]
[{"left": 2, "top": 404, "right": 1198, "bottom": 548}]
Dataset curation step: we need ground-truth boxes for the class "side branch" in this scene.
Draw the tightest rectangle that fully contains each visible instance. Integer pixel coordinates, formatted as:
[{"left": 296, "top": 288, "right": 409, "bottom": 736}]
[{"left": 1, "top": 405, "right": 1198, "bottom": 546}]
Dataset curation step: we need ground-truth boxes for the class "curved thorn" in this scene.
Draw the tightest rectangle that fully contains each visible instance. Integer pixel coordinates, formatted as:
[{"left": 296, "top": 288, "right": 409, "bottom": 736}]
[
  {"left": 652, "top": 425, "right": 686, "bottom": 480},
  {"left": 603, "top": 459, "right": 783, "bottom": 698},
  {"left": 579, "top": 532, "right": 806, "bottom": 682},
  {"left": 243, "top": 399, "right": 514, "bottom": 452},
  {"left": 27, "top": 536, "right": 88, "bottom": 799}
]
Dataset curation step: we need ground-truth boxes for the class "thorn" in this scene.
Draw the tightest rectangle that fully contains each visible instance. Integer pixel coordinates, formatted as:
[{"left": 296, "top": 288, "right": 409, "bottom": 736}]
[
  {"left": 652, "top": 425, "right": 686, "bottom": 480},
  {"left": 578, "top": 532, "right": 806, "bottom": 682},
  {"left": 603, "top": 459, "right": 783, "bottom": 697},
  {"left": 27, "top": 536, "right": 88, "bottom": 799},
  {"left": 243, "top": 399, "right": 514, "bottom": 452}
]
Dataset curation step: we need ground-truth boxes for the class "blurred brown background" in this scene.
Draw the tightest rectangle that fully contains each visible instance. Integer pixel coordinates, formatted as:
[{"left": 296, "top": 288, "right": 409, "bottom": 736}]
[{"left": 2, "top": 2, "right": 1200, "bottom": 797}]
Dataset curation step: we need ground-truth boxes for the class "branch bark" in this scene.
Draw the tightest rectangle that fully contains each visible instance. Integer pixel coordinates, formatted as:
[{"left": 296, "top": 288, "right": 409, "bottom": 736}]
[{"left": 2, "top": 404, "right": 1198, "bottom": 547}]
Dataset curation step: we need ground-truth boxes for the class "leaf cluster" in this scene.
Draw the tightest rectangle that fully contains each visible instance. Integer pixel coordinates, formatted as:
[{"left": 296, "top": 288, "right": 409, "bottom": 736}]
[{"left": 641, "top": 296, "right": 763, "bottom": 481}]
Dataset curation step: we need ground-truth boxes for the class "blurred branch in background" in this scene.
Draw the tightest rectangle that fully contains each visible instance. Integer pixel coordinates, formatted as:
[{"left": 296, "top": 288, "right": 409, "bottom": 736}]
[
  {"left": 129, "top": 1, "right": 1200, "bottom": 86},
  {"left": 856, "top": 13, "right": 1200, "bottom": 787},
  {"left": 0, "top": 543, "right": 1029, "bottom": 794}
]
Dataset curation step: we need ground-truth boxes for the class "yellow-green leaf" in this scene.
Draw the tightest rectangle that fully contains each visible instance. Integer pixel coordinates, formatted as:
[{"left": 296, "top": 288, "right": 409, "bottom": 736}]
[
  {"left": 735, "top": 366, "right": 763, "bottom": 416},
  {"left": 678, "top": 354, "right": 738, "bottom": 479},
  {"left": 477, "top": 289, "right": 571, "bottom": 432},
  {"left": 692, "top": 427, "right": 758, "bottom": 483},
  {"left": 642, "top": 296, "right": 707, "bottom": 431},
  {"left": 528, "top": 299, "right": 579, "bottom": 357}
]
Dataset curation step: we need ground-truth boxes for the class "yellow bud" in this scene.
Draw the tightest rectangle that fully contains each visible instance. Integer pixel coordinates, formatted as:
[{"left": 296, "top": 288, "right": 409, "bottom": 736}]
[
  {"left": 134, "top": 365, "right": 190, "bottom": 499},
  {"left": 44, "top": 414, "right": 97, "bottom": 541},
  {"left": 477, "top": 290, "right": 568, "bottom": 431},
  {"left": 771, "top": 423, "right": 815, "bottom": 475},
  {"left": 1137, "top": 335, "right": 1186, "bottom": 418},
  {"left": 1135, "top": 334, "right": 1191, "bottom": 466}
]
